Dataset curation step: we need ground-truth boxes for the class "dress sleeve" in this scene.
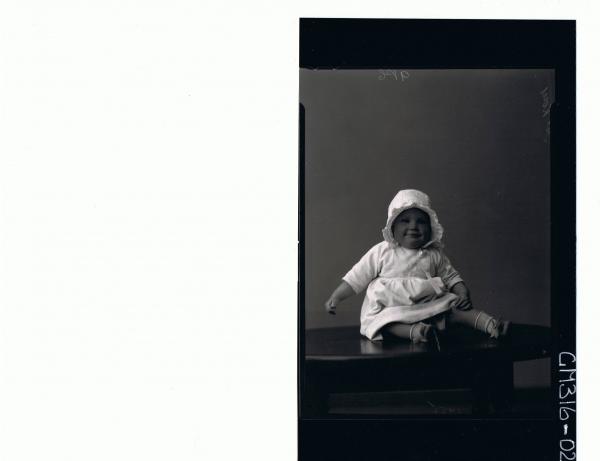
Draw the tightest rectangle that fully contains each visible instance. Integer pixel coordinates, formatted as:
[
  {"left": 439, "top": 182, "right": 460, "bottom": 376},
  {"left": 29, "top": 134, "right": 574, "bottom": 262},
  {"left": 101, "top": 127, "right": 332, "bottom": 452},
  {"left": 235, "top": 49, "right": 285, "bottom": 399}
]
[
  {"left": 342, "top": 243, "right": 383, "bottom": 294},
  {"left": 434, "top": 250, "right": 464, "bottom": 289}
]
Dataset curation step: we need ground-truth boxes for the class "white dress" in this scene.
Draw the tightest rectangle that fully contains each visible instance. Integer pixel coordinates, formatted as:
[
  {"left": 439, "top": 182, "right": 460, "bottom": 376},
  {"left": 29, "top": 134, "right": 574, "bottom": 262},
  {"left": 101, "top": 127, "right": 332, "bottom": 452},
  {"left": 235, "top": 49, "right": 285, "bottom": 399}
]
[{"left": 342, "top": 242, "right": 464, "bottom": 341}]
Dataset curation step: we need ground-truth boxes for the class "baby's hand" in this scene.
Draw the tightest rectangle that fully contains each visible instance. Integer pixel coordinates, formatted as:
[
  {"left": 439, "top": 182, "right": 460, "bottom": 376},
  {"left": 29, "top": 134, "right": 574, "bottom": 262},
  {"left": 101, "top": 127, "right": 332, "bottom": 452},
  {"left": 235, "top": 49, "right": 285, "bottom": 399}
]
[
  {"left": 451, "top": 282, "right": 473, "bottom": 311},
  {"left": 324, "top": 297, "right": 337, "bottom": 315},
  {"left": 454, "top": 292, "right": 473, "bottom": 311},
  {"left": 324, "top": 281, "right": 354, "bottom": 316}
]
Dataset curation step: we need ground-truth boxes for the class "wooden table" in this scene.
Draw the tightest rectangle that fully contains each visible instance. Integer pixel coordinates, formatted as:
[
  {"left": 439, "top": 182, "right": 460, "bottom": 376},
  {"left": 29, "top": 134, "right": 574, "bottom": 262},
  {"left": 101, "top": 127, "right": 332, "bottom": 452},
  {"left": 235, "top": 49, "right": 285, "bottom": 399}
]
[{"left": 302, "top": 323, "right": 551, "bottom": 417}]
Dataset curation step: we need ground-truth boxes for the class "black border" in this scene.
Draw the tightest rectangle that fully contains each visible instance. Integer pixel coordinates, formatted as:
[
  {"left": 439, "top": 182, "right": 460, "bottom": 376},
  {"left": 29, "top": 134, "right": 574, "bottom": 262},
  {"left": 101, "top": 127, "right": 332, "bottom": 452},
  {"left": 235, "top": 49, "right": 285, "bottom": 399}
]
[{"left": 299, "top": 18, "right": 575, "bottom": 461}]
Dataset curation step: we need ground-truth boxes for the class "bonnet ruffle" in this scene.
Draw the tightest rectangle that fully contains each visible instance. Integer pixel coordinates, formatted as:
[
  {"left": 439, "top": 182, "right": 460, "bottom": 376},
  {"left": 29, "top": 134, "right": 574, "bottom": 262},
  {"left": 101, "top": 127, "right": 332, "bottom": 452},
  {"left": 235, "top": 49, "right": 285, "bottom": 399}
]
[{"left": 382, "top": 189, "right": 444, "bottom": 248}]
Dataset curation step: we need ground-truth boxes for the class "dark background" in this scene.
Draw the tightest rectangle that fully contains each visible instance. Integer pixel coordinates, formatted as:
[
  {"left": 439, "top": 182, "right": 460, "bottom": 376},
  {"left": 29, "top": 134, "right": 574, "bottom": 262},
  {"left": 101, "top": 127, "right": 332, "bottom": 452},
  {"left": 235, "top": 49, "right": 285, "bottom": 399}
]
[{"left": 301, "top": 68, "right": 554, "bottom": 388}]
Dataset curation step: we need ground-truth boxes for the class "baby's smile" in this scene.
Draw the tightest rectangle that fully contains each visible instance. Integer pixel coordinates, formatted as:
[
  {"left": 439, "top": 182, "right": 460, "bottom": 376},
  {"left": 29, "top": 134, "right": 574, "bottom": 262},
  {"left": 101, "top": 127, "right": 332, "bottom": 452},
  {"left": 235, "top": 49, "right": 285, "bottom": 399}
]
[{"left": 392, "top": 208, "right": 432, "bottom": 249}]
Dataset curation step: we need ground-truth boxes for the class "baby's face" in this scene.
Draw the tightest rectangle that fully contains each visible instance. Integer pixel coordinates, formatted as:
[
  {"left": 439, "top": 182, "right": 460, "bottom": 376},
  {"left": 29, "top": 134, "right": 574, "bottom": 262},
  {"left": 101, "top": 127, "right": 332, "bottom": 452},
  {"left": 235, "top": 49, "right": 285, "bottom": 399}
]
[{"left": 392, "top": 208, "right": 432, "bottom": 249}]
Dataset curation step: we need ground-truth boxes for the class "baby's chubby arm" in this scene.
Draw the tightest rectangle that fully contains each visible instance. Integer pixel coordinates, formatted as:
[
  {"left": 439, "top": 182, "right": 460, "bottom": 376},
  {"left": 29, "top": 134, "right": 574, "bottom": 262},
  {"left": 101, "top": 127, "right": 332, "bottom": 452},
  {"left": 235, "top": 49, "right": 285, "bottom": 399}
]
[
  {"left": 326, "top": 242, "right": 383, "bottom": 315},
  {"left": 450, "top": 281, "right": 473, "bottom": 311},
  {"left": 433, "top": 249, "right": 472, "bottom": 310},
  {"left": 324, "top": 281, "right": 355, "bottom": 315}
]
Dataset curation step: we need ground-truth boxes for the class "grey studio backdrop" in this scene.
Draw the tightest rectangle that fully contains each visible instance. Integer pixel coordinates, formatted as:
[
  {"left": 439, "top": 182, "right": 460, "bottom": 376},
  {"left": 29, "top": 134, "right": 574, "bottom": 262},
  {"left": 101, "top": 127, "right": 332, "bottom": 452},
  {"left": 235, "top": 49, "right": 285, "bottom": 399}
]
[{"left": 301, "top": 68, "right": 554, "bottom": 388}]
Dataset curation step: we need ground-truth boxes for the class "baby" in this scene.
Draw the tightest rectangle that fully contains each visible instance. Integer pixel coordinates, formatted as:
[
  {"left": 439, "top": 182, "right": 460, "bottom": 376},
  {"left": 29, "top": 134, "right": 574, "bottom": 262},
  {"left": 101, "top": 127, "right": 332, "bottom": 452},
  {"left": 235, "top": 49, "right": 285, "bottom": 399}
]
[{"left": 324, "top": 189, "right": 510, "bottom": 343}]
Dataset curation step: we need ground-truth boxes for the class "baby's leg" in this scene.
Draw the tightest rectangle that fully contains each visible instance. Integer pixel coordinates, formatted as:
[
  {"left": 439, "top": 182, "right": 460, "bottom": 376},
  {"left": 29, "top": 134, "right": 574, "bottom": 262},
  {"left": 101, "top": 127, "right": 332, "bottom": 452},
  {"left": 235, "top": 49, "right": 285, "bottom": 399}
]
[
  {"left": 447, "top": 307, "right": 510, "bottom": 338},
  {"left": 383, "top": 322, "right": 433, "bottom": 343}
]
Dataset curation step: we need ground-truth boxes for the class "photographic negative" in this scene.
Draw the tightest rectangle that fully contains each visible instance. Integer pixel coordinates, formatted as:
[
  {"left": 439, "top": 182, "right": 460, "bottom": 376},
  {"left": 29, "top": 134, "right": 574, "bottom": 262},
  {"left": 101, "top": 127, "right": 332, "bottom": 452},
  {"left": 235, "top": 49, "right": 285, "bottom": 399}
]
[{"left": 299, "top": 19, "right": 574, "bottom": 461}]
